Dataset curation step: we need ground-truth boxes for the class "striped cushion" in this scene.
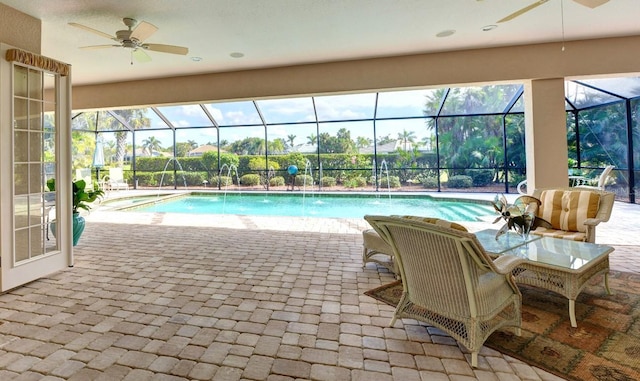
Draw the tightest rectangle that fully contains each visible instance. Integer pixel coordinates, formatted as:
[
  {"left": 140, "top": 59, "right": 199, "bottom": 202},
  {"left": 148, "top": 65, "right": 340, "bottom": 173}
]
[
  {"left": 396, "top": 215, "right": 468, "bottom": 232},
  {"left": 530, "top": 227, "right": 586, "bottom": 242},
  {"left": 538, "top": 190, "right": 600, "bottom": 233}
]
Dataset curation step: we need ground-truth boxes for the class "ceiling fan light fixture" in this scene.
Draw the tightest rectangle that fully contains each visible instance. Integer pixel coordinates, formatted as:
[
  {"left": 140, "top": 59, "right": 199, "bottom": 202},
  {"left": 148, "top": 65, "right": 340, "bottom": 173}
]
[{"left": 436, "top": 30, "right": 456, "bottom": 38}]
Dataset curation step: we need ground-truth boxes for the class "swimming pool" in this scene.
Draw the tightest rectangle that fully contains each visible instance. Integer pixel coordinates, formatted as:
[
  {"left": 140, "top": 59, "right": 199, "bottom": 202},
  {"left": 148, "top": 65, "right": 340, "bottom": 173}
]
[{"left": 124, "top": 193, "right": 494, "bottom": 221}]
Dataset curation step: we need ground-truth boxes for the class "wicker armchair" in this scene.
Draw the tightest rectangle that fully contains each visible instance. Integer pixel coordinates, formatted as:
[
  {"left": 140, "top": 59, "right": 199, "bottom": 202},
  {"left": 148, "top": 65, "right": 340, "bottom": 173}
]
[
  {"left": 531, "top": 187, "right": 614, "bottom": 243},
  {"left": 364, "top": 215, "right": 525, "bottom": 367}
]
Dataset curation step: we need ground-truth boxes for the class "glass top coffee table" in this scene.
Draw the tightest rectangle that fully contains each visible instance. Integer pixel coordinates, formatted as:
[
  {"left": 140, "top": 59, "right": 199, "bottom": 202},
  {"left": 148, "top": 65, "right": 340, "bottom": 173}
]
[{"left": 475, "top": 229, "right": 614, "bottom": 327}]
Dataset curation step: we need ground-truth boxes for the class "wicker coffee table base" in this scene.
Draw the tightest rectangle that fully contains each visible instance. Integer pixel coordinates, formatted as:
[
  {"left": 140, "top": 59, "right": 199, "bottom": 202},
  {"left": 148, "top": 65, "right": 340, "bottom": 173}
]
[{"left": 512, "top": 256, "right": 611, "bottom": 327}]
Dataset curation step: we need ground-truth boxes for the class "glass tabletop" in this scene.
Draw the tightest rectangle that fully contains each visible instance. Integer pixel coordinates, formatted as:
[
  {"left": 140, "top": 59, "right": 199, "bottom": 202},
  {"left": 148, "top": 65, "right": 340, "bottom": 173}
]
[
  {"left": 475, "top": 229, "right": 613, "bottom": 270},
  {"left": 473, "top": 229, "right": 541, "bottom": 254}
]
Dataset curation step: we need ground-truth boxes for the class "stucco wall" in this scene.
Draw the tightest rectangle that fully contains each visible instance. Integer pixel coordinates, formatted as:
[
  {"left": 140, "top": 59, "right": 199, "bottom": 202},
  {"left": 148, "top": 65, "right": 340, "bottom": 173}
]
[{"left": 0, "top": 3, "right": 40, "bottom": 54}]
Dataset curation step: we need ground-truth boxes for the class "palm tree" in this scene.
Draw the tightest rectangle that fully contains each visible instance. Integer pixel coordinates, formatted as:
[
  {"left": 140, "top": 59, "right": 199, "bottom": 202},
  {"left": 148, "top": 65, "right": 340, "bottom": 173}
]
[
  {"left": 107, "top": 109, "right": 151, "bottom": 165},
  {"left": 287, "top": 134, "right": 296, "bottom": 149},
  {"left": 142, "top": 136, "right": 162, "bottom": 156},
  {"left": 397, "top": 129, "right": 416, "bottom": 151},
  {"left": 306, "top": 134, "right": 317, "bottom": 146}
]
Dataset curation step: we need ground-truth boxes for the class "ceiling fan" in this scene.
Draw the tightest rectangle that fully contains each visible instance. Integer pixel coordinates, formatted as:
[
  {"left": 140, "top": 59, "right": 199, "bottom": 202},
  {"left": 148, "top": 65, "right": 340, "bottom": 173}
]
[
  {"left": 69, "top": 17, "right": 189, "bottom": 63},
  {"left": 495, "top": 0, "right": 610, "bottom": 23}
]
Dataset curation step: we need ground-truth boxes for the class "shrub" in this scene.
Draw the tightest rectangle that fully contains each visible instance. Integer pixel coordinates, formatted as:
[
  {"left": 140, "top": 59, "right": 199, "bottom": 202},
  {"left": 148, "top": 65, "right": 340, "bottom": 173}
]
[
  {"left": 181, "top": 171, "right": 207, "bottom": 186},
  {"left": 465, "top": 169, "right": 494, "bottom": 187},
  {"left": 343, "top": 176, "right": 367, "bottom": 188},
  {"left": 421, "top": 177, "right": 438, "bottom": 189},
  {"left": 213, "top": 175, "right": 234, "bottom": 187},
  {"left": 248, "top": 157, "right": 281, "bottom": 171},
  {"left": 240, "top": 174, "right": 261, "bottom": 186},
  {"left": 269, "top": 176, "right": 285, "bottom": 187},
  {"left": 446, "top": 175, "right": 473, "bottom": 188},
  {"left": 379, "top": 175, "right": 401, "bottom": 188},
  {"left": 320, "top": 176, "right": 336, "bottom": 187},
  {"left": 294, "top": 174, "right": 314, "bottom": 186},
  {"left": 134, "top": 172, "right": 157, "bottom": 187}
]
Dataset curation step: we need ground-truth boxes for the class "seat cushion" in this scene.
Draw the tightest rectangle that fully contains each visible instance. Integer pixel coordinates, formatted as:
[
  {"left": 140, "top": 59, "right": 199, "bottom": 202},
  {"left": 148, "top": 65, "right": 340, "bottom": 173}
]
[
  {"left": 537, "top": 190, "right": 600, "bottom": 233},
  {"left": 362, "top": 229, "right": 393, "bottom": 254},
  {"left": 530, "top": 227, "right": 587, "bottom": 241}
]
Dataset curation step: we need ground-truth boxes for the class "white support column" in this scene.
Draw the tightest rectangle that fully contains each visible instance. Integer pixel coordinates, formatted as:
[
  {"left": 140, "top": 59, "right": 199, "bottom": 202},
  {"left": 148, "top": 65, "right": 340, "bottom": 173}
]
[{"left": 524, "top": 78, "right": 568, "bottom": 190}]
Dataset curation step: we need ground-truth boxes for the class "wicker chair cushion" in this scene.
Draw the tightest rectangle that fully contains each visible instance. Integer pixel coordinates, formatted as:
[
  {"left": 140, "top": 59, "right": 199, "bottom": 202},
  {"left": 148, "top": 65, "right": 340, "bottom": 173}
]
[
  {"left": 528, "top": 227, "right": 586, "bottom": 241},
  {"left": 395, "top": 216, "right": 468, "bottom": 232},
  {"left": 538, "top": 190, "right": 600, "bottom": 233},
  {"left": 362, "top": 229, "right": 393, "bottom": 253}
]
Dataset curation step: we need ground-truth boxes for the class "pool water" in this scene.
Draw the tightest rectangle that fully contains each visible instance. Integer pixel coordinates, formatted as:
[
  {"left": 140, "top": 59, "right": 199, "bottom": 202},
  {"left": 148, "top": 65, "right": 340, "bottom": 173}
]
[{"left": 127, "top": 193, "right": 494, "bottom": 221}]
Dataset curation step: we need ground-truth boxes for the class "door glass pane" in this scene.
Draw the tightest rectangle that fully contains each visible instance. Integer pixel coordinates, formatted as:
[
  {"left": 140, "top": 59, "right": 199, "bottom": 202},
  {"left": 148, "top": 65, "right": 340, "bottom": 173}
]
[
  {"left": 14, "top": 98, "right": 28, "bottom": 129},
  {"left": 28, "top": 69, "right": 42, "bottom": 99},
  {"left": 13, "top": 63, "right": 58, "bottom": 263},
  {"left": 15, "top": 229, "right": 29, "bottom": 262},
  {"left": 30, "top": 163, "right": 43, "bottom": 193},
  {"left": 29, "top": 132, "right": 42, "bottom": 162},
  {"left": 14, "top": 131, "right": 28, "bottom": 162},
  {"left": 13, "top": 65, "right": 27, "bottom": 97},
  {"left": 29, "top": 101, "right": 42, "bottom": 130},
  {"left": 14, "top": 196, "right": 28, "bottom": 229},
  {"left": 14, "top": 164, "right": 29, "bottom": 195}
]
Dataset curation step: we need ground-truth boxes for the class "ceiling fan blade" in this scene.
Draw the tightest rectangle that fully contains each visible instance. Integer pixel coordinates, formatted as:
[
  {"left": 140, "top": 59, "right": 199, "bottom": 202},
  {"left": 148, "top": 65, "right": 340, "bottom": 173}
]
[
  {"left": 572, "top": 0, "right": 609, "bottom": 8},
  {"left": 69, "top": 22, "right": 116, "bottom": 41},
  {"left": 132, "top": 48, "right": 152, "bottom": 63},
  {"left": 130, "top": 21, "right": 158, "bottom": 42},
  {"left": 497, "top": 0, "right": 549, "bottom": 23},
  {"left": 144, "top": 43, "right": 189, "bottom": 55},
  {"left": 79, "top": 44, "right": 120, "bottom": 50}
]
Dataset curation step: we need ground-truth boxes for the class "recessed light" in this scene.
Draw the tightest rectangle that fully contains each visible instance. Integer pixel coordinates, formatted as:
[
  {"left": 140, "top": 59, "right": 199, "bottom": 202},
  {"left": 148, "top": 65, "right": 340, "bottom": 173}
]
[
  {"left": 191, "top": 57, "right": 202, "bottom": 62},
  {"left": 230, "top": 52, "right": 244, "bottom": 58},
  {"left": 436, "top": 30, "right": 456, "bottom": 38},
  {"left": 482, "top": 24, "right": 497, "bottom": 32}
]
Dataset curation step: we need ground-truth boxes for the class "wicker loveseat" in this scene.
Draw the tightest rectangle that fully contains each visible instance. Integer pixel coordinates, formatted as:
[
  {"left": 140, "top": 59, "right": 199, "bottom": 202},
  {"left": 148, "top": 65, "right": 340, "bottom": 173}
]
[
  {"left": 530, "top": 187, "right": 614, "bottom": 243},
  {"left": 364, "top": 215, "right": 525, "bottom": 367}
]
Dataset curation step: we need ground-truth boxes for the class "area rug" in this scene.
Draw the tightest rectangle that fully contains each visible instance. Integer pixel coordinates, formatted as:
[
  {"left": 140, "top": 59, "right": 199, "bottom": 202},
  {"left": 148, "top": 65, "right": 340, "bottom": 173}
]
[{"left": 364, "top": 271, "right": 640, "bottom": 381}]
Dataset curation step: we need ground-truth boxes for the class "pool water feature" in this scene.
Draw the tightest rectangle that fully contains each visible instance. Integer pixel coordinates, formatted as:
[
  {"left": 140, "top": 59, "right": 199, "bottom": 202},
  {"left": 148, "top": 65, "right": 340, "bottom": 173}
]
[{"left": 124, "top": 193, "right": 494, "bottom": 221}]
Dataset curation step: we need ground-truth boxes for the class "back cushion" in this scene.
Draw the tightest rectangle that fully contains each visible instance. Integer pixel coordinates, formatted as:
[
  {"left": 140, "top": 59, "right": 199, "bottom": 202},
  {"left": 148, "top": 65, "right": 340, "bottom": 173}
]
[
  {"left": 538, "top": 190, "right": 600, "bottom": 232},
  {"left": 396, "top": 215, "right": 468, "bottom": 232}
]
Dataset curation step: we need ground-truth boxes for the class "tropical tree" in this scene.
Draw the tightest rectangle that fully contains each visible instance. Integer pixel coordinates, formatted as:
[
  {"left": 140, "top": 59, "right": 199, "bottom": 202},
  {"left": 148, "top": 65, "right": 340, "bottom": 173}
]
[
  {"left": 306, "top": 134, "right": 317, "bottom": 146},
  {"left": 268, "top": 138, "right": 286, "bottom": 154},
  {"left": 376, "top": 134, "right": 395, "bottom": 145},
  {"left": 397, "top": 129, "right": 416, "bottom": 151},
  {"left": 169, "top": 142, "right": 195, "bottom": 157},
  {"left": 423, "top": 86, "right": 512, "bottom": 180},
  {"left": 141, "top": 136, "right": 162, "bottom": 156},
  {"left": 287, "top": 134, "right": 296, "bottom": 149},
  {"left": 228, "top": 137, "right": 265, "bottom": 155},
  {"left": 105, "top": 109, "right": 151, "bottom": 166},
  {"left": 356, "top": 136, "right": 372, "bottom": 150}
]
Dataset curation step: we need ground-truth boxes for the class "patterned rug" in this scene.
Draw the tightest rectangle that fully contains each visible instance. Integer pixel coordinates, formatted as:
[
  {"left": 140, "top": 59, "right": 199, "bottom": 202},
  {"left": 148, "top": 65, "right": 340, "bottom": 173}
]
[{"left": 364, "top": 271, "right": 640, "bottom": 381}]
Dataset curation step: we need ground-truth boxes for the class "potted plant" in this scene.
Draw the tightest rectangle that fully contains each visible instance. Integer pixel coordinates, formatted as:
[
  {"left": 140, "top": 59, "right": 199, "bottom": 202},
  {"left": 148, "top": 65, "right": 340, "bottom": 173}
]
[{"left": 46, "top": 178, "right": 104, "bottom": 246}]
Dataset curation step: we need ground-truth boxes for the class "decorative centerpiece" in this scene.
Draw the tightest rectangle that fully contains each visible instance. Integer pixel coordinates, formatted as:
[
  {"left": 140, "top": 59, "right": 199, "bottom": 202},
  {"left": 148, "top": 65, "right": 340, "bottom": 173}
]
[{"left": 491, "top": 194, "right": 551, "bottom": 240}]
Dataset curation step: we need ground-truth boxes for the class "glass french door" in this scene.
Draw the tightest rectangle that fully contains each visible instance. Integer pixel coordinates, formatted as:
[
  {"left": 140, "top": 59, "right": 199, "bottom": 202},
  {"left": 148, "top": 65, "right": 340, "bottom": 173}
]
[{"left": 1, "top": 46, "right": 72, "bottom": 291}]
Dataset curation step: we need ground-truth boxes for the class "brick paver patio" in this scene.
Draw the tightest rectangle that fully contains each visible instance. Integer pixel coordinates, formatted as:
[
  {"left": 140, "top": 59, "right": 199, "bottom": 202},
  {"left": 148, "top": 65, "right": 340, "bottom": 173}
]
[{"left": 0, "top": 193, "right": 637, "bottom": 380}]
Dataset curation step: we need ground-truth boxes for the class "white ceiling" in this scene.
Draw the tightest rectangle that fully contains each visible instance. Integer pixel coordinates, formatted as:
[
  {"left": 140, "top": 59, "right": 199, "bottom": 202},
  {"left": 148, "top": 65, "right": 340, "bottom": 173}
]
[{"left": 2, "top": 0, "right": 639, "bottom": 86}]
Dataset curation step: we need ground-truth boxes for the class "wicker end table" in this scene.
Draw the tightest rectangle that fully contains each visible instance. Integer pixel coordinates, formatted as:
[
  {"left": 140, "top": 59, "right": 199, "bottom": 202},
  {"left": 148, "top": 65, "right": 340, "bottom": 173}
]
[{"left": 475, "top": 229, "right": 613, "bottom": 328}]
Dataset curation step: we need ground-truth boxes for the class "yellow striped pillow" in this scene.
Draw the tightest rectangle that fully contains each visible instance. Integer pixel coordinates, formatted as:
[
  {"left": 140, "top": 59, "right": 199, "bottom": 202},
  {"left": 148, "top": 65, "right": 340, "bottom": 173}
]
[{"left": 538, "top": 190, "right": 600, "bottom": 233}]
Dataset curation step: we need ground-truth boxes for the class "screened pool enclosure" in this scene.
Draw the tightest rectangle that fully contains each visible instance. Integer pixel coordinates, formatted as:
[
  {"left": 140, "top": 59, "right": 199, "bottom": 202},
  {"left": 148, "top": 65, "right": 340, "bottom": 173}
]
[{"left": 72, "top": 77, "right": 640, "bottom": 203}]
